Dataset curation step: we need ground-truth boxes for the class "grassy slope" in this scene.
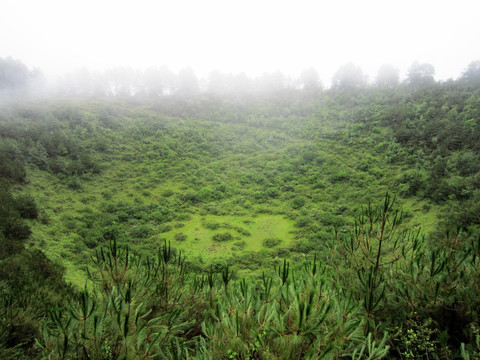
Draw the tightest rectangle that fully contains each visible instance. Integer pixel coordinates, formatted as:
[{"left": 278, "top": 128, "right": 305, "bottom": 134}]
[{"left": 18, "top": 99, "right": 439, "bottom": 286}]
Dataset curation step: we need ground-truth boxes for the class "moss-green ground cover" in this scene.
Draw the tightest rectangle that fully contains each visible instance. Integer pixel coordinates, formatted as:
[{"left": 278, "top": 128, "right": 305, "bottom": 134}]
[
  {"left": 162, "top": 213, "right": 295, "bottom": 258},
  {"left": 2, "top": 76, "right": 480, "bottom": 359},
  {"left": 14, "top": 98, "right": 443, "bottom": 286}
]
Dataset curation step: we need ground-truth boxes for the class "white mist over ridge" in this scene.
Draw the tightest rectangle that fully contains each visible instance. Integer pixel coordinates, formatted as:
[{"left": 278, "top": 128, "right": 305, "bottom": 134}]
[{"left": 1, "top": 0, "right": 479, "bottom": 84}]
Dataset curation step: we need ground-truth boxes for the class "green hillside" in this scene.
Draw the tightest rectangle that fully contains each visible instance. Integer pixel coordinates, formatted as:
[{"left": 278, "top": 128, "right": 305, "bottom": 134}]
[{"left": 1, "top": 80, "right": 479, "bottom": 358}]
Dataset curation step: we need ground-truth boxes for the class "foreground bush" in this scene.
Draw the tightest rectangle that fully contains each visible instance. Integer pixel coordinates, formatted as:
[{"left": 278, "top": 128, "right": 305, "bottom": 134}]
[{"left": 1, "top": 196, "right": 477, "bottom": 359}]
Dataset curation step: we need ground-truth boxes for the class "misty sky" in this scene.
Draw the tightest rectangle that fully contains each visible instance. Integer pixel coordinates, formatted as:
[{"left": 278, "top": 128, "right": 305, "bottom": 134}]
[{"left": 1, "top": 0, "right": 479, "bottom": 83}]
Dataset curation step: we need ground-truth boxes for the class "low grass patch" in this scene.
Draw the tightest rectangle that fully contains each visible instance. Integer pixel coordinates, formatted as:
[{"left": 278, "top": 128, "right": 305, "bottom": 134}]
[{"left": 157, "top": 214, "right": 296, "bottom": 264}]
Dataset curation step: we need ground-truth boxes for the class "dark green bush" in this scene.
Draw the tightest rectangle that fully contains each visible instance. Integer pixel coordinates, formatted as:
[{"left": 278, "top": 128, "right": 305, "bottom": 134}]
[
  {"left": 203, "top": 221, "right": 221, "bottom": 230},
  {"left": 102, "top": 225, "right": 119, "bottom": 241},
  {"left": 233, "top": 226, "right": 251, "bottom": 236},
  {"left": 265, "top": 188, "right": 280, "bottom": 198},
  {"left": 291, "top": 197, "right": 306, "bottom": 209},
  {"left": 66, "top": 176, "right": 82, "bottom": 190},
  {"left": 129, "top": 224, "right": 152, "bottom": 238},
  {"left": 162, "top": 189, "right": 174, "bottom": 197},
  {"left": 174, "top": 232, "right": 187, "bottom": 241},
  {"left": 295, "top": 215, "right": 313, "bottom": 228},
  {"left": 262, "top": 237, "right": 282, "bottom": 248},
  {"left": 150, "top": 207, "right": 173, "bottom": 223},
  {"left": 330, "top": 170, "right": 350, "bottom": 182},
  {"left": 158, "top": 224, "right": 172, "bottom": 233},
  {"left": 117, "top": 211, "right": 130, "bottom": 222},
  {"left": 2, "top": 217, "right": 31, "bottom": 241},
  {"left": 0, "top": 151, "right": 26, "bottom": 183},
  {"left": 14, "top": 194, "right": 38, "bottom": 219},
  {"left": 212, "top": 232, "right": 233, "bottom": 242},
  {"left": 232, "top": 241, "right": 246, "bottom": 250},
  {"left": 175, "top": 213, "right": 192, "bottom": 221},
  {"left": 82, "top": 236, "right": 99, "bottom": 249},
  {"left": 183, "top": 191, "right": 200, "bottom": 203}
]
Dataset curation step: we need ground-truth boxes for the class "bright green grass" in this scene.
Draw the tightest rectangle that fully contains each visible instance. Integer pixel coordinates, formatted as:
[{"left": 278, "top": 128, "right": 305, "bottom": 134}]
[
  {"left": 400, "top": 197, "right": 441, "bottom": 237},
  {"left": 25, "top": 165, "right": 296, "bottom": 286},
  {"left": 159, "top": 214, "right": 295, "bottom": 261},
  {"left": 19, "top": 108, "right": 443, "bottom": 288}
]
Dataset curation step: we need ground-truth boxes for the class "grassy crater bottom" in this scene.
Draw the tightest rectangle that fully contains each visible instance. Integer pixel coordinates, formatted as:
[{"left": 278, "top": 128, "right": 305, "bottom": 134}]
[{"left": 160, "top": 214, "right": 295, "bottom": 263}]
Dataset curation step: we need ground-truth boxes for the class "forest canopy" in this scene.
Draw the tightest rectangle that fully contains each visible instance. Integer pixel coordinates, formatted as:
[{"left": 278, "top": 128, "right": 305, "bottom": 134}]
[{"left": 2, "top": 56, "right": 480, "bottom": 98}]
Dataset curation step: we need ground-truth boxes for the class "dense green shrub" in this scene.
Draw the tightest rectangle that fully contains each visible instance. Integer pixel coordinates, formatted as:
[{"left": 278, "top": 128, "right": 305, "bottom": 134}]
[
  {"left": 295, "top": 215, "right": 313, "bottom": 228},
  {"left": 66, "top": 176, "right": 82, "bottom": 190},
  {"left": 203, "top": 221, "right": 221, "bottom": 230},
  {"left": 0, "top": 154, "right": 26, "bottom": 183},
  {"left": 331, "top": 170, "right": 350, "bottom": 182},
  {"left": 158, "top": 223, "right": 173, "bottom": 233},
  {"left": 14, "top": 194, "right": 38, "bottom": 219},
  {"left": 1, "top": 216, "right": 31, "bottom": 241},
  {"left": 82, "top": 235, "right": 100, "bottom": 249},
  {"left": 397, "top": 169, "right": 427, "bottom": 196},
  {"left": 0, "top": 76, "right": 480, "bottom": 358},
  {"left": 232, "top": 240, "right": 246, "bottom": 250},
  {"left": 291, "top": 197, "right": 305, "bottom": 209},
  {"left": 116, "top": 210, "right": 130, "bottom": 222},
  {"left": 102, "top": 225, "right": 119, "bottom": 241},
  {"left": 262, "top": 237, "right": 282, "bottom": 248},
  {"left": 162, "top": 189, "right": 174, "bottom": 197},
  {"left": 212, "top": 232, "right": 233, "bottom": 242},
  {"left": 149, "top": 206, "right": 173, "bottom": 223},
  {"left": 233, "top": 226, "right": 251, "bottom": 236},
  {"left": 174, "top": 232, "right": 187, "bottom": 241},
  {"left": 183, "top": 191, "right": 200, "bottom": 203},
  {"left": 129, "top": 224, "right": 153, "bottom": 238}
]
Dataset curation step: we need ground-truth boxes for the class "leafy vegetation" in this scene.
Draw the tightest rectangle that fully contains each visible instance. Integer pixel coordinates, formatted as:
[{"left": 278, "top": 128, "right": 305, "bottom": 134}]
[{"left": 1, "top": 67, "right": 480, "bottom": 358}]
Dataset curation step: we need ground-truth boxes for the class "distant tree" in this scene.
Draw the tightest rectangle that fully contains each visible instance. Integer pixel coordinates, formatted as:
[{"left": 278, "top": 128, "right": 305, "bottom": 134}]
[
  {"left": 89, "top": 71, "right": 110, "bottom": 97},
  {"left": 176, "top": 67, "right": 199, "bottom": 97},
  {"left": 299, "top": 68, "right": 323, "bottom": 91},
  {"left": 144, "top": 65, "right": 176, "bottom": 96},
  {"left": 406, "top": 61, "right": 435, "bottom": 86},
  {"left": 232, "top": 72, "right": 253, "bottom": 94},
  {"left": 207, "top": 71, "right": 255, "bottom": 96},
  {"left": 0, "top": 57, "right": 30, "bottom": 94},
  {"left": 331, "top": 62, "right": 367, "bottom": 90},
  {"left": 255, "top": 71, "right": 286, "bottom": 93},
  {"left": 207, "top": 70, "right": 232, "bottom": 95},
  {"left": 104, "top": 67, "right": 140, "bottom": 96},
  {"left": 56, "top": 68, "right": 94, "bottom": 96},
  {"left": 14, "top": 194, "right": 38, "bottom": 220},
  {"left": 28, "top": 142, "right": 49, "bottom": 170},
  {"left": 28, "top": 67, "right": 47, "bottom": 94},
  {"left": 0, "top": 139, "right": 26, "bottom": 183},
  {"left": 375, "top": 64, "right": 399, "bottom": 88},
  {"left": 206, "top": 71, "right": 237, "bottom": 95},
  {"left": 460, "top": 60, "right": 480, "bottom": 84}
]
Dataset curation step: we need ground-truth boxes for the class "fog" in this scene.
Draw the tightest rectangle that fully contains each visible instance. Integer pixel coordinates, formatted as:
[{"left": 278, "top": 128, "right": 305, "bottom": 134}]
[{"left": 1, "top": 0, "right": 479, "bottom": 85}]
